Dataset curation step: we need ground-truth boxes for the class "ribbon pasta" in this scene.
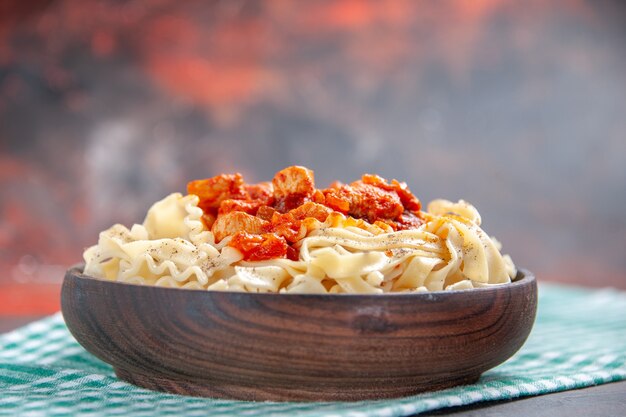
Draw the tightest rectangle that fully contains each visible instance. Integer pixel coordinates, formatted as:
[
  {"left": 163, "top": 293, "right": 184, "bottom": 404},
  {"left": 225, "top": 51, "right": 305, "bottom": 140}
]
[{"left": 83, "top": 193, "right": 516, "bottom": 293}]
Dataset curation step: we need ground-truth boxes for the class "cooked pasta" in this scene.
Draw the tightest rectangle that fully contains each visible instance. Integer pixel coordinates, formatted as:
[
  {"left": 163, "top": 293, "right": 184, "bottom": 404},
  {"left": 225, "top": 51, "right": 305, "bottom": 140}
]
[{"left": 83, "top": 166, "right": 516, "bottom": 293}]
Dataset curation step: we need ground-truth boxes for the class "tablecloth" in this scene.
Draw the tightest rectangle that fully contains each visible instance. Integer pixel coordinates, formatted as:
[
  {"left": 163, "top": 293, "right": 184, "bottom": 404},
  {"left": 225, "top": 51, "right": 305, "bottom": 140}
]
[{"left": 1, "top": 283, "right": 625, "bottom": 417}]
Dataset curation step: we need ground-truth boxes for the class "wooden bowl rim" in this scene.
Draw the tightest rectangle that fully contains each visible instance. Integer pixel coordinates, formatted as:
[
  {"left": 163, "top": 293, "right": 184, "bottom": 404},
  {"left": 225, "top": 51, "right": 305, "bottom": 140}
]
[{"left": 65, "top": 264, "right": 535, "bottom": 299}]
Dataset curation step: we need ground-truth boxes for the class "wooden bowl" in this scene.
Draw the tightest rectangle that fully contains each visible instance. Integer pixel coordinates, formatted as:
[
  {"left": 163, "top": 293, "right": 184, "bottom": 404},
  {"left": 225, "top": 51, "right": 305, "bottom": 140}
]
[{"left": 61, "top": 265, "right": 537, "bottom": 401}]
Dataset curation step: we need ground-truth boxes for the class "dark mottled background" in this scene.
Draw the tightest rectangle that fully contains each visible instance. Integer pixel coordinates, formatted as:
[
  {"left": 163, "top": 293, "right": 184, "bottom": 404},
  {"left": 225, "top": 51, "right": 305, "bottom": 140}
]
[{"left": 1, "top": 0, "right": 625, "bottom": 313}]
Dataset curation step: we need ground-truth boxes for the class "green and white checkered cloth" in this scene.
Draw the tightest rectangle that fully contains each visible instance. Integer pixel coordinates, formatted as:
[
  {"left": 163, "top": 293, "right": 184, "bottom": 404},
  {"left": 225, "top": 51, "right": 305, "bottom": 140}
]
[{"left": 1, "top": 283, "right": 625, "bottom": 417}]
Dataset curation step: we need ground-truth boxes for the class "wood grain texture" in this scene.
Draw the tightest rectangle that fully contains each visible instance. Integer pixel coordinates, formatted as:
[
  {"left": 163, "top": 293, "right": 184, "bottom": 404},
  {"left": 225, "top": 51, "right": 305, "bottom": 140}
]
[{"left": 61, "top": 266, "right": 537, "bottom": 401}]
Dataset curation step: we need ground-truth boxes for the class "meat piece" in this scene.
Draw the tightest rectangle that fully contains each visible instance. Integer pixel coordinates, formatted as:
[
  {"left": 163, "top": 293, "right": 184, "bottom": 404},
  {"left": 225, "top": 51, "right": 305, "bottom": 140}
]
[
  {"left": 201, "top": 211, "right": 217, "bottom": 229},
  {"left": 272, "top": 166, "right": 316, "bottom": 212},
  {"left": 361, "top": 174, "right": 391, "bottom": 189},
  {"left": 324, "top": 191, "right": 350, "bottom": 213},
  {"left": 187, "top": 174, "right": 247, "bottom": 210},
  {"left": 218, "top": 199, "right": 263, "bottom": 216},
  {"left": 245, "top": 182, "right": 274, "bottom": 204},
  {"left": 311, "top": 189, "right": 326, "bottom": 204},
  {"left": 395, "top": 211, "right": 424, "bottom": 230},
  {"left": 361, "top": 174, "right": 421, "bottom": 211},
  {"left": 256, "top": 205, "right": 277, "bottom": 221},
  {"left": 288, "top": 202, "right": 332, "bottom": 222},
  {"left": 228, "top": 232, "right": 288, "bottom": 261},
  {"left": 268, "top": 212, "right": 303, "bottom": 243},
  {"left": 212, "top": 211, "right": 269, "bottom": 242},
  {"left": 392, "top": 180, "right": 421, "bottom": 211},
  {"left": 266, "top": 202, "right": 332, "bottom": 243},
  {"left": 323, "top": 181, "right": 404, "bottom": 223}
]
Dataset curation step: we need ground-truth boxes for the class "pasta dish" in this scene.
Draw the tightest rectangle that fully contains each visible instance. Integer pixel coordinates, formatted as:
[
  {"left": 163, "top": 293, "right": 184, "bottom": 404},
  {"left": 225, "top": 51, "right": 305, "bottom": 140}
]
[{"left": 83, "top": 166, "right": 516, "bottom": 293}]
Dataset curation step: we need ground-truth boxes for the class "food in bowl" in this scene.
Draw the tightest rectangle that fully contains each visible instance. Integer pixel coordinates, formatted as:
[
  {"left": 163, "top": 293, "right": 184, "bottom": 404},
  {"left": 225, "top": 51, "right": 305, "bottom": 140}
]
[{"left": 83, "top": 166, "right": 516, "bottom": 293}]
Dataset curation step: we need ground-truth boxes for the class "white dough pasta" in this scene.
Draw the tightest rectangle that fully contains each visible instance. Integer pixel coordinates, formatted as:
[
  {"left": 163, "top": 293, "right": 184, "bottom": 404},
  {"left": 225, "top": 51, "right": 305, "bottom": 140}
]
[{"left": 83, "top": 194, "right": 516, "bottom": 293}]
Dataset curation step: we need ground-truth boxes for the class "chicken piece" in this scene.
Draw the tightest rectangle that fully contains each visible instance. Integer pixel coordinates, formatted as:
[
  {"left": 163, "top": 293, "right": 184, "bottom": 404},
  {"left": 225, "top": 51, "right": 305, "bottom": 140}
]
[
  {"left": 245, "top": 182, "right": 274, "bottom": 205},
  {"left": 212, "top": 211, "right": 270, "bottom": 242},
  {"left": 272, "top": 166, "right": 316, "bottom": 212},
  {"left": 228, "top": 232, "right": 289, "bottom": 261},
  {"left": 311, "top": 189, "right": 326, "bottom": 204},
  {"left": 213, "top": 181, "right": 275, "bottom": 216},
  {"left": 256, "top": 205, "right": 278, "bottom": 221},
  {"left": 324, "top": 191, "right": 350, "bottom": 212},
  {"left": 219, "top": 199, "right": 263, "bottom": 216},
  {"left": 265, "top": 202, "right": 332, "bottom": 243},
  {"left": 395, "top": 211, "right": 424, "bottom": 230},
  {"left": 289, "top": 201, "right": 332, "bottom": 222},
  {"left": 201, "top": 211, "right": 217, "bottom": 229},
  {"left": 187, "top": 174, "right": 247, "bottom": 210},
  {"left": 268, "top": 211, "right": 303, "bottom": 243},
  {"left": 361, "top": 174, "right": 421, "bottom": 211},
  {"left": 323, "top": 181, "right": 404, "bottom": 223}
]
